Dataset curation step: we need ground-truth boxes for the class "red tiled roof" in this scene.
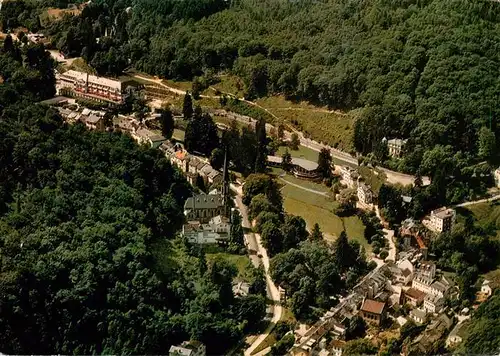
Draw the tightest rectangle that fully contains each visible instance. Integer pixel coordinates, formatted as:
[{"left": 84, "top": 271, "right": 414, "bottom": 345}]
[
  {"left": 405, "top": 287, "right": 426, "bottom": 300},
  {"left": 360, "top": 299, "right": 386, "bottom": 315}
]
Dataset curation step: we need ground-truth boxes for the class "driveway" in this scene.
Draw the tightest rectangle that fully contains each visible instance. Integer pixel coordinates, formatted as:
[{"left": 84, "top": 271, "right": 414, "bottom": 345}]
[{"left": 231, "top": 184, "right": 283, "bottom": 356}]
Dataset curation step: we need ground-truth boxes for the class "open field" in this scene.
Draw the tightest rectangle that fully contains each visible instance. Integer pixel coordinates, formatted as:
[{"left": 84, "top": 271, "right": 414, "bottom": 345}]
[
  {"left": 276, "top": 145, "right": 319, "bottom": 162},
  {"left": 162, "top": 79, "right": 192, "bottom": 91},
  {"left": 255, "top": 96, "right": 355, "bottom": 151},
  {"left": 172, "top": 128, "right": 185, "bottom": 142},
  {"left": 460, "top": 200, "right": 500, "bottom": 239},
  {"left": 210, "top": 74, "right": 246, "bottom": 98},
  {"left": 279, "top": 182, "right": 368, "bottom": 250}
]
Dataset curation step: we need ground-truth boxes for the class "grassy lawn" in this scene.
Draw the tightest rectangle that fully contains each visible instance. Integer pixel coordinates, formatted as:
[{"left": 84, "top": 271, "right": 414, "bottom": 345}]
[
  {"left": 255, "top": 96, "right": 355, "bottom": 151},
  {"left": 460, "top": 200, "right": 500, "bottom": 239},
  {"left": 280, "top": 183, "right": 368, "bottom": 251},
  {"left": 211, "top": 74, "right": 246, "bottom": 98},
  {"left": 279, "top": 174, "right": 332, "bottom": 194},
  {"left": 276, "top": 145, "right": 319, "bottom": 162},
  {"left": 162, "top": 79, "right": 192, "bottom": 91},
  {"left": 206, "top": 252, "right": 255, "bottom": 283},
  {"left": 172, "top": 128, "right": 185, "bottom": 142}
]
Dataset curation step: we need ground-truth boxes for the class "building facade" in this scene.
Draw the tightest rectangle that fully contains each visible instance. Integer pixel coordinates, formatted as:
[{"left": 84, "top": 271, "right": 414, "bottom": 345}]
[
  {"left": 340, "top": 166, "right": 359, "bottom": 189},
  {"left": 56, "top": 70, "right": 128, "bottom": 104},
  {"left": 184, "top": 193, "right": 225, "bottom": 223},
  {"left": 387, "top": 138, "right": 408, "bottom": 158},
  {"left": 359, "top": 298, "right": 386, "bottom": 326},
  {"left": 429, "top": 207, "right": 455, "bottom": 233},
  {"left": 357, "top": 182, "right": 374, "bottom": 205}
]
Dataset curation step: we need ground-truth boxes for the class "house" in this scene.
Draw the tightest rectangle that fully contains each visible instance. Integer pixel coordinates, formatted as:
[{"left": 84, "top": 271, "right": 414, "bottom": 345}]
[
  {"left": 329, "top": 339, "right": 345, "bottom": 356},
  {"left": 56, "top": 70, "right": 130, "bottom": 104},
  {"left": 132, "top": 128, "right": 166, "bottom": 148},
  {"left": 419, "top": 261, "right": 436, "bottom": 279},
  {"left": 410, "top": 308, "right": 427, "bottom": 324},
  {"left": 359, "top": 298, "right": 386, "bottom": 326},
  {"left": 267, "top": 155, "right": 320, "bottom": 180},
  {"left": 481, "top": 280, "right": 492, "bottom": 297},
  {"left": 408, "top": 313, "right": 453, "bottom": 356},
  {"left": 169, "top": 341, "right": 206, "bottom": 356},
  {"left": 387, "top": 138, "right": 407, "bottom": 158},
  {"left": 171, "top": 150, "right": 190, "bottom": 173},
  {"left": 181, "top": 215, "right": 230, "bottom": 244},
  {"left": 446, "top": 321, "right": 470, "bottom": 348},
  {"left": 494, "top": 167, "right": 500, "bottom": 187},
  {"left": 403, "top": 288, "right": 426, "bottom": 307},
  {"left": 423, "top": 294, "right": 444, "bottom": 314},
  {"left": 232, "top": 281, "right": 251, "bottom": 297},
  {"left": 340, "top": 166, "right": 359, "bottom": 188},
  {"left": 429, "top": 207, "right": 455, "bottom": 233},
  {"left": 184, "top": 193, "right": 224, "bottom": 223},
  {"left": 357, "top": 182, "right": 374, "bottom": 205},
  {"left": 208, "top": 169, "right": 222, "bottom": 185}
]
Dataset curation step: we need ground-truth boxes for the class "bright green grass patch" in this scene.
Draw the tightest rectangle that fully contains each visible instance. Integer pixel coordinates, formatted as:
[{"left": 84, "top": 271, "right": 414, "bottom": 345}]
[
  {"left": 358, "top": 166, "right": 387, "bottom": 194},
  {"left": 276, "top": 145, "right": 319, "bottom": 162},
  {"left": 255, "top": 96, "right": 354, "bottom": 151},
  {"left": 206, "top": 252, "right": 255, "bottom": 283},
  {"left": 462, "top": 201, "right": 500, "bottom": 239},
  {"left": 162, "top": 79, "right": 192, "bottom": 91},
  {"left": 279, "top": 174, "right": 332, "bottom": 195},
  {"left": 172, "top": 128, "right": 185, "bottom": 142},
  {"left": 212, "top": 74, "right": 246, "bottom": 98},
  {"left": 280, "top": 184, "right": 368, "bottom": 251}
]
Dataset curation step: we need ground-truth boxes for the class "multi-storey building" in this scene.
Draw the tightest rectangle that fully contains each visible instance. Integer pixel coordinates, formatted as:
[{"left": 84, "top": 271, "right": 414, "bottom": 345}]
[
  {"left": 56, "top": 70, "right": 129, "bottom": 104},
  {"left": 429, "top": 207, "right": 455, "bottom": 233},
  {"left": 386, "top": 138, "right": 408, "bottom": 158},
  {"left": 357, "top": 182, "right": 374, "bottom": 205}
]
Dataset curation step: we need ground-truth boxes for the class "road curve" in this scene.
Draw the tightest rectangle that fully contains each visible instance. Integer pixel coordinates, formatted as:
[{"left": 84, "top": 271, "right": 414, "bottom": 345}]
[
  {"left": 230, "top": 184, "right": 283, "bottom": 356},
  {"left": 132, "top": 73, "right": 429, "bottom": 187}
]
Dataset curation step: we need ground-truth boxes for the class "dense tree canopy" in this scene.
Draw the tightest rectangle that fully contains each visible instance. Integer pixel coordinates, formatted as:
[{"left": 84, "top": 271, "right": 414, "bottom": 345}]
[{"left": 0, "top": 101, "right": 262, "bottom": 354}]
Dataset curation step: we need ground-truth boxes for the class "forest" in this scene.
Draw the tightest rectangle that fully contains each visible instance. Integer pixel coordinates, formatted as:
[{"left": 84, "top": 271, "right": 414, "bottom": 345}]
[
  {"left": 0, "top": 42, "right": 265, "bottom": 354},
  {"left": 2, "top": 0, "right": 499, "bottom": 179}
]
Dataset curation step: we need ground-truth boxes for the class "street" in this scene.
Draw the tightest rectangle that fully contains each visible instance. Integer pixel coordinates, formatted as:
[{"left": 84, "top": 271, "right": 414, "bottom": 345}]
[{"left": 231, "top": 184, "right": 283, "bottom": 356}]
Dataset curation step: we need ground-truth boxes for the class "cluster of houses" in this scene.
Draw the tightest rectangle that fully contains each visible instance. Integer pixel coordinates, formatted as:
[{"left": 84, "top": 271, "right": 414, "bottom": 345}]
[
  {"left": 56, "top": 105, "right": 167, "bottom": 148},
  {"left": 339, "top": 166, "right": 374, "bottom": 206},
  {"left": 289, "top": 246, "right": 471, "bottom": 356}
]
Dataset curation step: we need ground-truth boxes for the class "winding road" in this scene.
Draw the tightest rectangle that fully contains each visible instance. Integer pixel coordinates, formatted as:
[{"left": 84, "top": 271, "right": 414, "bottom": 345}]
[
  {"left": 131, "top": 73, "right": 429, "bottom": 187},
  {"left": 230, "top": 184, "right": 283, "bottom": 356}
]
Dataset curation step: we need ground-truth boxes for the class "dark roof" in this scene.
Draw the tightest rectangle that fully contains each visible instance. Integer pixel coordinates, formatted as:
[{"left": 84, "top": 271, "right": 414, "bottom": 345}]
[
  {"left": 402, "top": 268, "right": 412, "bottom": 277},
  {"left": 405, "top": 287, "right": 426, "bottom": 300},
  {"left": 360, "top": 299, "right": 386, "bottom": 314},
  {"left": 184, "top": 194, "right": 223, "bottom": 210}
]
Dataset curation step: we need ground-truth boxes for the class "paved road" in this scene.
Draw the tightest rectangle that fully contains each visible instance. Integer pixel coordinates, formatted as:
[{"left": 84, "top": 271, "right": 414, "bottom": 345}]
[
  {"left": 374, "top": 206, "right": 397, "bottom": 262},
  {"left": 133, "top": 73, "right": 430, "bottom": 187},
  {"left": 231, "top": 184, "right": 283, "bottom": 356},
  {"left": 455, "top": 193, "right": 500, "bottom": 207}
]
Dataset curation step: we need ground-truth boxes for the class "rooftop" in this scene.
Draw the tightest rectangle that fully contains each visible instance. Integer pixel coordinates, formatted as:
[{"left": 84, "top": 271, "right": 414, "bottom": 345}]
[
  {"left": 267, "top": 155, "right": 319, "bottom": 171},
  {"left": 410, "top": 308, "right": 427, "bottom": 319},
  {"left": 405, "top": 287, "right": 426, "bottom": 300},
  {"left": 431, "top": 207, "right": 455, "bottom": 219},
  {"left": 184, "top": 193, "right": 224, "bottom": 210},
  {"left": 61, "top": 69, "right": 124, "bottom": 90},
  {"left": 360, "top": 298, "right": 385, "bottom": 315}
]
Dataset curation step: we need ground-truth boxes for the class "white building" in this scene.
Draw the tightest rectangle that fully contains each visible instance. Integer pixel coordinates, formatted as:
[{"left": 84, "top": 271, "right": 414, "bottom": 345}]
[
  {"left": 340, "top": 166, "right": 359, "bottom": 189},
  {"left": 410, "top": 308, "right": 427, "bottom": 324},
  {"left": 423, "top": 294, "right": 445, "bottom": 314},
  {"left": 495, "top": 168, "right": 500, "bottom": 187},
  {"left": 169, "top": 341, "right": 206, "bottom": 356},
  {"left": 56, "top": 69, "right": 128, "bottom": 104},
  {"left": 182, "top": 215, "right": 230, "bottom": 244},
  {"left": 481, "top": 280, "right": 492, "bottom": 296},
  {"left": 232, "top": 281, "right": 250, "bottom": 297},
  {"left": 131, "top": 128, "right": 165, "bottom": 148},
  {"left": 387, "top": 138, "right": 408, "bottom": 158},
  {"left": 429, "top": 207, "right": 455, "bottom": 233},
  {"left": 357, "top": 182, "right": 374, "bottom": 205}
]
